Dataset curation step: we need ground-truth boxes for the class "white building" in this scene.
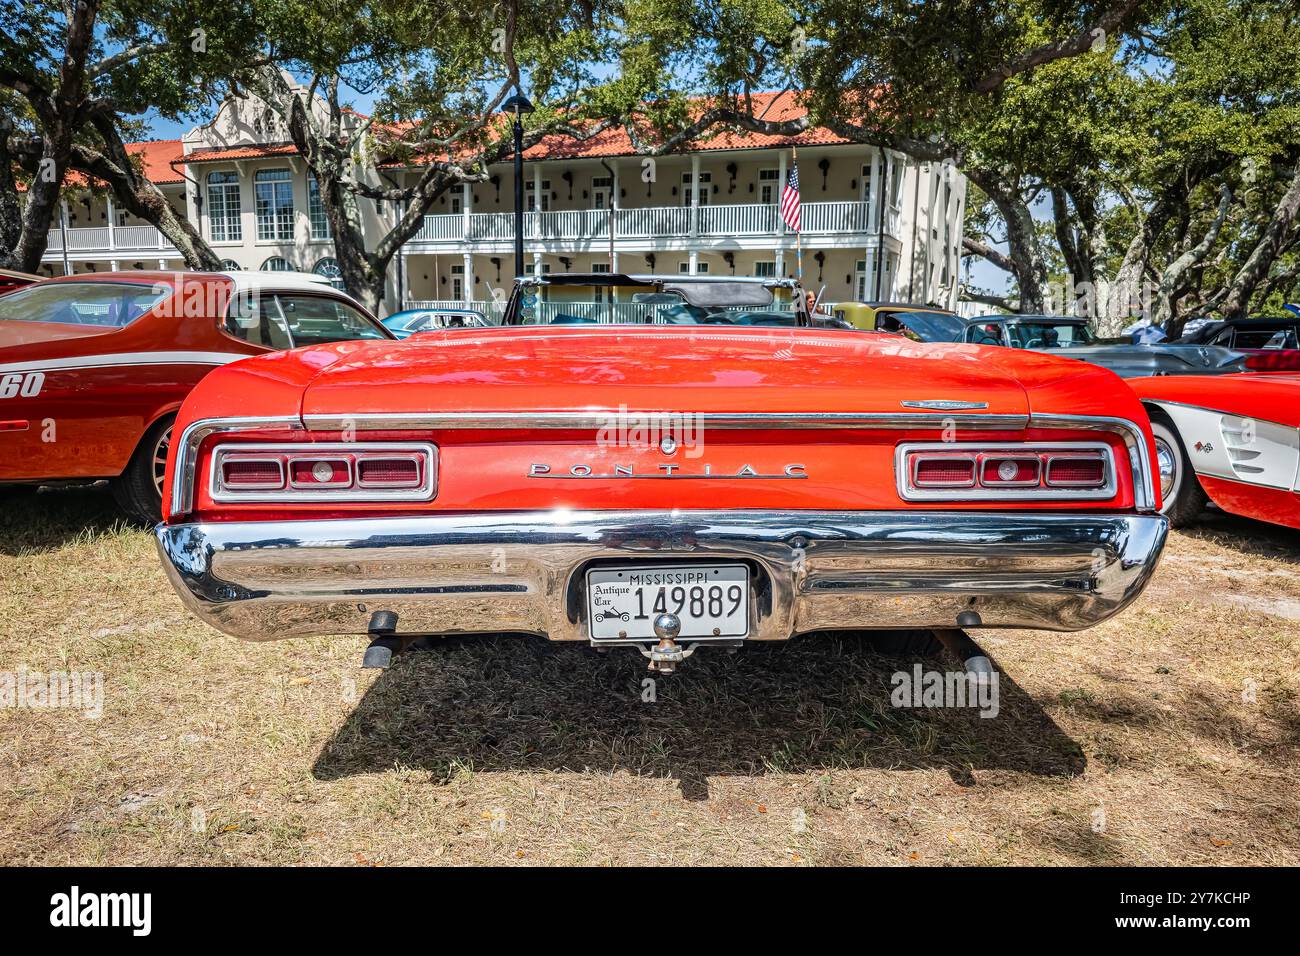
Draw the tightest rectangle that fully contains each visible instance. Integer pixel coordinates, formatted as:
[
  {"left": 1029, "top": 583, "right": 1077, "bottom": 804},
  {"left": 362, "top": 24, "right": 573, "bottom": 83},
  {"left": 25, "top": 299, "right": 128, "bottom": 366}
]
[{"left": 35, "top": 91, "right": 967, "bottom": 317}]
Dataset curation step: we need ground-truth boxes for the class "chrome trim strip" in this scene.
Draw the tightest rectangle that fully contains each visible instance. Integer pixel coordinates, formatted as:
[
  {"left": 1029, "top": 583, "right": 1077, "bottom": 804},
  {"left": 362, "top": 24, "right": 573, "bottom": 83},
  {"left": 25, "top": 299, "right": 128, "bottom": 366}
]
[
  {"left": 1028, "top": 413, "right": 1157, "bottom": 512},
  {"left": 154, "top": 510, "right": 1169, "bottom": 642},
  {"left": 300, "top": 411, "right": 1031, "bottom": 431},
  {"left": 896, "top": 441, "right": 1117, "bottom": 502},
  {"left": 171, "top": 415, "right": 304, "bottom": 517},
  {"left": 1143, "top": 398, "right": 1293, "bottom": 433}
]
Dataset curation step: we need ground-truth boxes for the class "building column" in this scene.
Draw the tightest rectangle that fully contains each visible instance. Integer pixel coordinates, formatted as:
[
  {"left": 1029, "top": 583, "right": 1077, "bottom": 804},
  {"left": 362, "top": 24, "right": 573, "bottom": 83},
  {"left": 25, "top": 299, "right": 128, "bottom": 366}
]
[
  {"left": 532, "top": 251, "right": 542, "bottom": 277},
  {"left": 609, "top": 160, "right": 619, "bottom": 274},
  {"left": 158, "top": 258, "right": 167, "bottom": 270},
  {"left": 462, "top": 252, "right": 474, "bottom": 303},
  {"left": 777, "top": 150, "right": 788, "bottom": 236},
  {"left": 110, "top": 260, "right": 119, "bottom": 272},
  {"left": 399, "top": 251, "right": 410, "bottom": 307},
  {"left": 866, "top": 148, "right": 881, "bottom": 239},
  {"left": 688, "top": 249, "right": 699, "bottom": 275},
  {"left": 775, "top": 248, "right": 785, "bottom": 278},
  {"left": 106, "top": 195, "right": 116, "bottom": 250},
  {"left": 689, "top": 154, "right": 700, "bottom": 238},
  {"left": 462, "top": 180, "right": 472, "bottom": 239}
]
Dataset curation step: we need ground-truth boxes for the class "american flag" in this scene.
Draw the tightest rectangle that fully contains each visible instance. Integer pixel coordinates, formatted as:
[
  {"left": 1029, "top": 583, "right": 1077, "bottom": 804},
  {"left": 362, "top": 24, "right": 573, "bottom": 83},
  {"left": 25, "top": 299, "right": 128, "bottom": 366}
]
[{"left": 779, "top": 164, "right": 801, "bottom": 231}]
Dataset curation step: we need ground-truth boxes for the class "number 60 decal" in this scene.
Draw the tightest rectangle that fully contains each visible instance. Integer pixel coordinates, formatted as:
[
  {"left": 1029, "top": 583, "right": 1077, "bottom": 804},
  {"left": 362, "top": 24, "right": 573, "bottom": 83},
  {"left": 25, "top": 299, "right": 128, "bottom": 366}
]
[{"left": 0, "top": 371, "right": 45, "bottom": 399}]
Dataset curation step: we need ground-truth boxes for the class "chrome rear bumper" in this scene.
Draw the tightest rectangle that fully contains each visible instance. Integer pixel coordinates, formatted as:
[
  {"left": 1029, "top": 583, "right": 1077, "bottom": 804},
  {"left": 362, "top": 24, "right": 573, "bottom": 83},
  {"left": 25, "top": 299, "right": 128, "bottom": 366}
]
[{"left": 155, "top": 510, "right": 1168, "bottom": 642}]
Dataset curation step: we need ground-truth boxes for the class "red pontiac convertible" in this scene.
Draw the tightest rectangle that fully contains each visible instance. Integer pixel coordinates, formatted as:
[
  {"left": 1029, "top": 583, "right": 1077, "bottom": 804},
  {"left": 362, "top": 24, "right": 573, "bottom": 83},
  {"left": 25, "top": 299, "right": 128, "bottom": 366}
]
[
  {"left": 155, "top": 274, "right": 1168, "bottom": 671},
  {"left": 1129, "top": 352, "right": 1300, "bottom": 530},
  {"left": 0, "top": 271, "right": 392, "bottom": 523}
]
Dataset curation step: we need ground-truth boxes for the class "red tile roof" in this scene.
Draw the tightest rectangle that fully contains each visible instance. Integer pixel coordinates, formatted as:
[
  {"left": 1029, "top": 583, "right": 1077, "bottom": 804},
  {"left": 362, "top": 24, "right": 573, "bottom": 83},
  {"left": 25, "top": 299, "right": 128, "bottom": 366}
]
[
  {"left": 21, "top": 139, "right": 185, "bottom": 190},
  {"left": 35, "top": 92, "right": 842, "bottom": 194},
  {"left": 523, "top": 91, "right": 847, "bottom": 160},
  {"left": 179, "top": 142, "right": 301, "bottom": 165},
  {"left": 131, "top": 139, "right": 185, "bottom": 184}
]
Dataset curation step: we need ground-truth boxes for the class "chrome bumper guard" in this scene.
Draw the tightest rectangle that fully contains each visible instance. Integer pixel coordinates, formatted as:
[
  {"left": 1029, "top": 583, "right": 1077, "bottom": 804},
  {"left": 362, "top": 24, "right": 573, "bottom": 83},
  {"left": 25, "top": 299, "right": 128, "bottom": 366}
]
[{"left": 155, "top": 510, "right": 1168, "bottom": 642}]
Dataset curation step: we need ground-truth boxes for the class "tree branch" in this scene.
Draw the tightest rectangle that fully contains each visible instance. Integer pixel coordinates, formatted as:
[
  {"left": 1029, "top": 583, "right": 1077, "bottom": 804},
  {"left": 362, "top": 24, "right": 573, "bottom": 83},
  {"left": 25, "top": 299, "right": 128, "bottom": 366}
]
[{"left": 973, "top": 0, "right": 1144, "bottom": 93}]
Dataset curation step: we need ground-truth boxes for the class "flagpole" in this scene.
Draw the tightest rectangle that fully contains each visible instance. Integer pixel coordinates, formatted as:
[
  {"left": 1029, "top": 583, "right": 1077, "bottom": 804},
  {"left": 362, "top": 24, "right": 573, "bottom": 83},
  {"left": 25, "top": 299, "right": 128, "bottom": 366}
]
[{"left": 792, "top": 145, "right": 802, "bottom": 284}]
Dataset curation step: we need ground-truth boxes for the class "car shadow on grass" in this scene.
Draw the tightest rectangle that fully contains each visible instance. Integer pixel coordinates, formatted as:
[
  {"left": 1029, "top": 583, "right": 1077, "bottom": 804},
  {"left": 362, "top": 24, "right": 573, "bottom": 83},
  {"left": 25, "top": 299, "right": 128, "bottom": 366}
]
[
  {"left": 1182, "top": 508, "right": 1300, "bottom": 563},
  {"left": 312, "top": 632, "right": 1085, "bottom": 800},
  {"left": 0, "top": 484, "right": 136, "bottom": 556}
]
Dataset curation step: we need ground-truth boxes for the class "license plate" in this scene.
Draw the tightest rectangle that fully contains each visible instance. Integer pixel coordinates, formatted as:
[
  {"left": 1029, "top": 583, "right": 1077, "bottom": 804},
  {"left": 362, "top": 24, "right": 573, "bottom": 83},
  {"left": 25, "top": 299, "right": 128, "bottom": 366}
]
[{"left": 586, "top": 565, "right": 749, "bottom": 641}]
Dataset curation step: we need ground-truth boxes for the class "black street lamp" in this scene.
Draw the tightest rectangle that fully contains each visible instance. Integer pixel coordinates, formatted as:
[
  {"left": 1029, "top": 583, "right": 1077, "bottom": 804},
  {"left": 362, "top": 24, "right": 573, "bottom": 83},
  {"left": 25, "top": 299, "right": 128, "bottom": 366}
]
[{"left": 502, "top": 92, "right": 534, "bottom": 279}]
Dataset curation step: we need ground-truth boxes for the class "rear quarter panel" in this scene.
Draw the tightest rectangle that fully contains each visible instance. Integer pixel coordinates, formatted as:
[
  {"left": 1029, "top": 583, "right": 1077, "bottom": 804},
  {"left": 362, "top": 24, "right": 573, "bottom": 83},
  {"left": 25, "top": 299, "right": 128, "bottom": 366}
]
[{"left": 0, "top": 279, "right": 261, "bottom": 482}]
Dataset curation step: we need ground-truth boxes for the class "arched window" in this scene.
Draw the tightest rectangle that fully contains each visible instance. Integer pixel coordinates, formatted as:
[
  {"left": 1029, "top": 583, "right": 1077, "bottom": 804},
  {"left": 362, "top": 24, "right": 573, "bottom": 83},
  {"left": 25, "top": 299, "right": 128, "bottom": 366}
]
[
  {"left": 220, "top": 259, "right": 241, "bottom": 271},
  {"left": 313, "top": 257, "right": 344, "bottom": 290},
  {"left": 261, "top": 256, "right": 291, "bottom": 272}
]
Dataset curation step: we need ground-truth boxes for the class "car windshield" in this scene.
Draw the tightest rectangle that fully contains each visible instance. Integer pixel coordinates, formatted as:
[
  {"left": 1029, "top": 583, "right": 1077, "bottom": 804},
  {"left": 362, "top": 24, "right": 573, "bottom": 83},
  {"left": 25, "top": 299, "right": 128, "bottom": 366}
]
[
  {"left": 0, "top": 281, "right": 168, "bottom": 328},
  {"left": 878, "top": 310, "right": 965, "bottom": 342},
  {"left": 512, "top": 280, "right": 800, "bottom": 326},
  {"left": 1238, "top": 327, "right": 1298, "bottom": 349},
  {"left": 1006, "top": 321, "right": 1094, "bottom": 348}
]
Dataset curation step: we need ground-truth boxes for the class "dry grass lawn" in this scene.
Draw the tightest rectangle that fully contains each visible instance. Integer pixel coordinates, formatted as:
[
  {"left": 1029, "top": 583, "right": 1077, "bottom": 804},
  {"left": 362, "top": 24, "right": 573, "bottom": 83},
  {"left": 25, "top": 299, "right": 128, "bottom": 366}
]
[{"left": 1, "top": 485, "right": 1297, "bottom": 866}]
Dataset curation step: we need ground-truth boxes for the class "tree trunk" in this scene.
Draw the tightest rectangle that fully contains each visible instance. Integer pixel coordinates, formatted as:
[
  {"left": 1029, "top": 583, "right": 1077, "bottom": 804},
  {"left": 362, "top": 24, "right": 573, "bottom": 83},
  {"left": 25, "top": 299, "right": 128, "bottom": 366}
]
[
  {"left": 0, "top": 124, "right": 21, "bottom": 256},
  {"left": 64, "top": 135, "right": 224, "bottom": 270},
  {"left": 1152, "top": 184, "right": 1232, "bottom": 327},
  {"left": 966, "top": 168, "right": 1046, "bottom": 314},
  {"left": 1219, "top": 156, "right": 1300, "bottom": 319},
  {"left": 3, "top": 128, "right": 68, "bottom": 272},
  {"left": 1099, "top": 194, "right": 1179, "bottom": 337},
  {"left": 1, "top": 0, "right": 99, "bottom": 272}
]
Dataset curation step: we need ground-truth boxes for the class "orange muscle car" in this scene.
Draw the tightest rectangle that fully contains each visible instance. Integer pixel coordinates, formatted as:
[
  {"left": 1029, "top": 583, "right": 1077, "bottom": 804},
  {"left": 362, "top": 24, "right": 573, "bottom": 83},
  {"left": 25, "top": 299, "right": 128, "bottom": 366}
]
[{"left": 155, "top": 274, "right": 1168, "bottom": 670}]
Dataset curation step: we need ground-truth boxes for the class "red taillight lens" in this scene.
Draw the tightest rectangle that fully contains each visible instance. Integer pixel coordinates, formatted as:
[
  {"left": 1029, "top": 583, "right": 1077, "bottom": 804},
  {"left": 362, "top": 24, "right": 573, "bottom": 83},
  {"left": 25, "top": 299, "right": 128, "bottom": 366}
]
[
  {"left": 289, "top": 457, "right": 351, "bottom": 487},
  {"left": 900, "top": 444, "right": 1115, "bottom": 500},
  {"left": 210, "top": 443, "right": 436, "bottom": 502},
  {"left": 356, "top": 456, "right": 422, "bottom": 488},
  {"left": 1045, "top": 455, "right": 1107, "bottom": 488},
  {"left": 914, "top": 457, "right": 976, "bottom": 487},
  {"left": 980, "top": 456, "right": 1040, "bottom": 486},
  {"left": 220, "top": 457, "right": 285, "bottom": 489}
]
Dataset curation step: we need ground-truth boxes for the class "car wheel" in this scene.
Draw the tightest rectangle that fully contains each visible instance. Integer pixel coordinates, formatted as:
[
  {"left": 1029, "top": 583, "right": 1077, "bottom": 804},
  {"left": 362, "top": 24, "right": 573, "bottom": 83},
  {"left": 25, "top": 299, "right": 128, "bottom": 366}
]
[
  {"left": 1149, "top": 416, "right": 1208, "bottom": 528},
  {"left": 110, "top": 414, "right": 174, "bottom": 526}
]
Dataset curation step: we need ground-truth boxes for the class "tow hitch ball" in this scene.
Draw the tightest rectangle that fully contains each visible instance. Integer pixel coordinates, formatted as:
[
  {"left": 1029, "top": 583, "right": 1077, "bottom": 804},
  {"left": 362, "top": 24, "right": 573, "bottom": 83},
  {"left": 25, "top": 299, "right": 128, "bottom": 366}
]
[{"left": 640, "top": 612, "right": 697, "bottom": 674}]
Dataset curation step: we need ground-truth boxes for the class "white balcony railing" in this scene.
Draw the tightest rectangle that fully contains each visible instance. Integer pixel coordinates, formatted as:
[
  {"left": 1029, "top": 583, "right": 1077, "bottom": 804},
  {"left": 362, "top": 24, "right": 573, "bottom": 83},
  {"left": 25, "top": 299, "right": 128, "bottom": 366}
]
[
  {"left": 44, "top": 225, "right": 175, "bottom": 256},
  {"left": 411, "top": 200, "right": 880, "bottom": 247}
]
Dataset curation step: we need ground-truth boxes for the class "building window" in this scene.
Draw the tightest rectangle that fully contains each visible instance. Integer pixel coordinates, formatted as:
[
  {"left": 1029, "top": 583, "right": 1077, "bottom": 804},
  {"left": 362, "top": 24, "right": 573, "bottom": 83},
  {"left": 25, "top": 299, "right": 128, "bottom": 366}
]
[
  {"left": 450, "top": 263, "right": 464, "bottom": 300},
  {"left": 592, "top": 176, "right": 612, "bottom": 209},
  {"left": 678, "top": 261, "right": 709, "bottom": 275},
  {"left": 313, "top": 256, "right": 344, "bottom": 290},
  {"left": 308, "top": 174, "right": 330, "bottom": 239},
  {"left": 758, "top": 169, "right": 780, "bottom": 205},
  {"left": 255, "top": 168, "right": 294, "bottom": 241},
  {"left": 681, "top": 171, "right": 711, "bottom": 206},
  {"left": 526, "top": 181, "right": 551, "bottom": 212},
  {"left": 261, "top": 256, "right": 291, "bottom": 272},
  {"left": 220, "top": 259, "right": 241, "bottom": 271},
  {"left": 207, "top": 171, "right": 241, "bottom": 242},
  {"left": 754, "top": 261, "right": 776, "bottom": 278}
]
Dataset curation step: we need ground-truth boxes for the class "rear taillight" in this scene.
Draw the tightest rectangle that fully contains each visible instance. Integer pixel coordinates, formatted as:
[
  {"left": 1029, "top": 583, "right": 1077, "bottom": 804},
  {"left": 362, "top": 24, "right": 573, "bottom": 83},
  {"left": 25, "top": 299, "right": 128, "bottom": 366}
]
[
  {"left": 209, "top": 443, "right": 436, "bottom": 502},
  {"left": 899, "top": 443, "right": 1114, "bottom": 500}
]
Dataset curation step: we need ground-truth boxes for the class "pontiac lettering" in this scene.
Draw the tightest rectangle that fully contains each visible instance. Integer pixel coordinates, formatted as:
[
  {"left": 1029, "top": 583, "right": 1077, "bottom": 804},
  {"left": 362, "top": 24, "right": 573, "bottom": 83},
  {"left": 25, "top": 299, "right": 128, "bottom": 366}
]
[{"left": 528, "top": 462, "right": 808, "bottom": 479}]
